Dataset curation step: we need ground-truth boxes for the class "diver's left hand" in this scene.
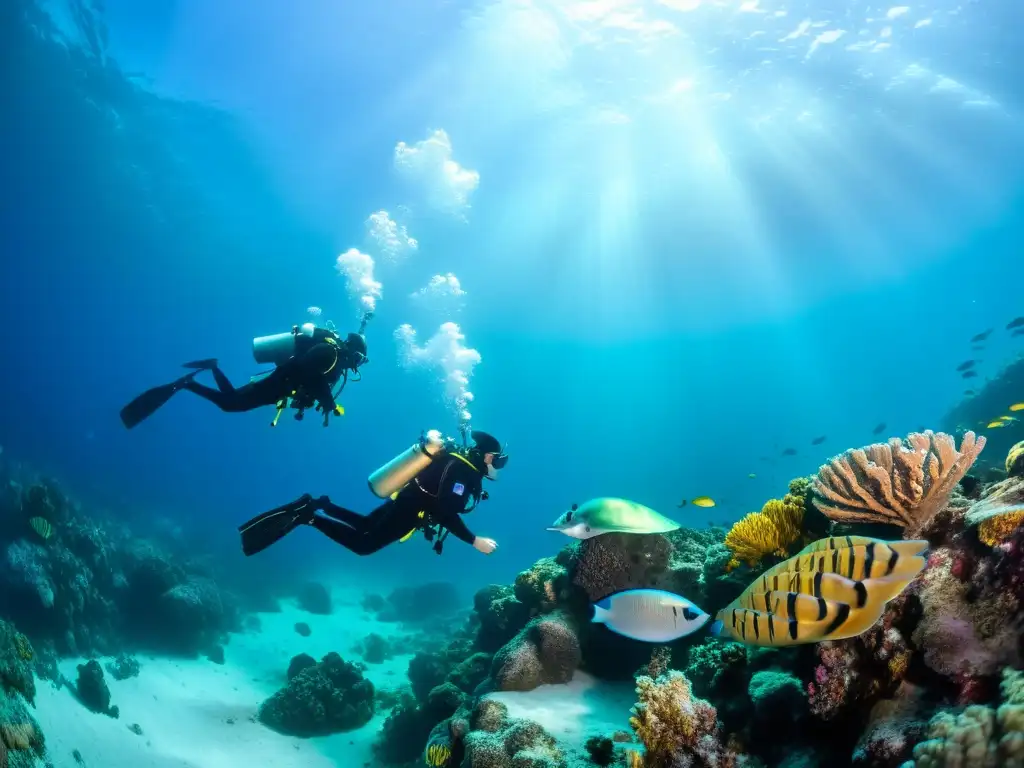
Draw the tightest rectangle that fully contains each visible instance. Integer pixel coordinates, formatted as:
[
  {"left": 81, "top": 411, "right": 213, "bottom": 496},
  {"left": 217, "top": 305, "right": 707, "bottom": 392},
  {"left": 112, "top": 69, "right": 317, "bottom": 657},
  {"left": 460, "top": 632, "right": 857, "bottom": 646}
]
[
  {"left": 315, "top": 402, "right": 344, "bottom": 416},
  {"left": 473, "top": 537, "right": 498, "bottom": 555}
]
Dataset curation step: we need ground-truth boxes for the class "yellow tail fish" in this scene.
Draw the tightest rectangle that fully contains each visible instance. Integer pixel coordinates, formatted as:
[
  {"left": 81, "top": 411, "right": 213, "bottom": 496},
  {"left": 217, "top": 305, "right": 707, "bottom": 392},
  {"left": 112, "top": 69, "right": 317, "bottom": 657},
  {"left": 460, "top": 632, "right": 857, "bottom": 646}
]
[
  {"left": 710, "top": 536, "right": 927, "bottom": 647},
  {"left": 425, "top": 741, "right": 451, "bottom": 767}
]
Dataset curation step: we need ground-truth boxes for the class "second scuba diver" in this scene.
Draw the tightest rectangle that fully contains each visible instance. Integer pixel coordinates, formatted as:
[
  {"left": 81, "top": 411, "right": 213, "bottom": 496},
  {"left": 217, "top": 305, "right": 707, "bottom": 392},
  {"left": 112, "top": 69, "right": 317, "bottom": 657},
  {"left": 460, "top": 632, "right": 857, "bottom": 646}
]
[
  {"left": 238, "top": 430, "right": 507, "bottom": 557},
  {"left": 119, "top": 319, "right": 369, "bottom": 430}
]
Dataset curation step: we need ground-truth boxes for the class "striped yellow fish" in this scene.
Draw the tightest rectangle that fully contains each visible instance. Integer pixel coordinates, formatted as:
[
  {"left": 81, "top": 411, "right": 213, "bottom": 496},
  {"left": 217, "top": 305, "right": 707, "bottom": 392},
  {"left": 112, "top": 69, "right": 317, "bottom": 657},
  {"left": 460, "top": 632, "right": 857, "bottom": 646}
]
[
  {"left": 425, "top": 741, "right": 451, "bottom": 767},
  {"left": 709, "top": 536, "right": 927, "bottom": 647},
  {"left": 28, "top": 517, "right": 53, "bottom": 540}
]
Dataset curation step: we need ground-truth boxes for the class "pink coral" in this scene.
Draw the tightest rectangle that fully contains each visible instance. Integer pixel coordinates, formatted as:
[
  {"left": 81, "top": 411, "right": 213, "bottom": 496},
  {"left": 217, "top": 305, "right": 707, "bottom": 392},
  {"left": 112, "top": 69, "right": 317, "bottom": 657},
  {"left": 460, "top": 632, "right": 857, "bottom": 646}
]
[
  {"left": 987, "top": 523, "right": 1024, "bottom": 605},
  {"left": 806, "top": 597, "right": 915, "bottom": 721},
  {"left": 912, "top": 546, "right": 1022, "bottom": 680},
  {"left": 808, "top": 642, "right": 857, "bottom": 720}
]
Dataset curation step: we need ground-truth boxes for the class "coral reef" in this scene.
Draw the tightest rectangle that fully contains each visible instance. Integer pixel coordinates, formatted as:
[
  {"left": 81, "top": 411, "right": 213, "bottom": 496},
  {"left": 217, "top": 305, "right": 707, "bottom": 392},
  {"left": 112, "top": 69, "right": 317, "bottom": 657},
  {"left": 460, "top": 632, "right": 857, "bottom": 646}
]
[
  {"left": 812, "top": 431, "right": 985, "bottom": 538},
  {"left": 853, "top": 682, "right": 927, "bottom": 767},
  {"left": 489, "top": 612, "right": 581, "bottom": 692},
  {"left": 0, "top": 472, "right": 239, "bottom": 658},
  {"left": 74, "top": 659, "right": 119, "bottom": 718},
  {"left": 460, "top": 698, "right": 566, "bottom": 768},
  {"left": 357, "top": 632, "right": 392, "bottom": 664},
  {"left": 374, "top": 582, "right": 462, "bottom": 623},
  {"left": 257, "top": 652, "right": 374, "bottom": 737},
  {"left": 295, "top": 582, "right": 332, "bottom": 615},
  {"left": 911, "top": 548, "right": 1020, "bottom": 681},
  {"left": 905, "top": 668, "right": 1024, "bottom": 766},
  {"left": 0, "top": 621, "right": 35, "bottom": 705},
  {"left": 807, "top": 593, "right": 916, "bottom": 721},
  {"left": 629, "top": 670, "right": 739, "bottom": 767},
  {"left": 104, "top": 654, "right": 140, "bottom": 681},
  {"left": 723, "top": 495, "right": 804, "bottom": 570}
]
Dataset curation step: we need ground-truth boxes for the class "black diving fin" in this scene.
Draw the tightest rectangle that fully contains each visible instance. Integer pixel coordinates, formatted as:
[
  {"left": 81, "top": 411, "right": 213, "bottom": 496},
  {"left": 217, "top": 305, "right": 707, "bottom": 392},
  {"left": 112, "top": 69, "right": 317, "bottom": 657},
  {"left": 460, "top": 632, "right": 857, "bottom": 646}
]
[
  {"left": 182, "top": 358, "right": 218, "bottom": 370},
  {"left": 119, "top": 370, "right": 200, "bottom": 430},
  {"left": 238, "top": 494, "right": 318, "bottom": 557}
]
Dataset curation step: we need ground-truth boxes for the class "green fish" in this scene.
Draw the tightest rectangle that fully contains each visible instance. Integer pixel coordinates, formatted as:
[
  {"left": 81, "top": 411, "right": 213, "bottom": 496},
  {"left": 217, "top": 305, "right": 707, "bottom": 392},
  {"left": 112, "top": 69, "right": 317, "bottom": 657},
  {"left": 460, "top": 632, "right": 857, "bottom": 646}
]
[
  {"left": 547, "top": 497, "right": 680, "bottom": 540},
  {"left": 28, "top": 516, "right": 53, "bottom": 540}
]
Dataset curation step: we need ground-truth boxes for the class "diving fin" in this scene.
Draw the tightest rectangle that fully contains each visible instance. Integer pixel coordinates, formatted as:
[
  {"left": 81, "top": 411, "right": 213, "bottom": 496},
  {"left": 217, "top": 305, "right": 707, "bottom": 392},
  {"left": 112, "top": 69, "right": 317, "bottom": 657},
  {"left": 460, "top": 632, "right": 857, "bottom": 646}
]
[
  {"left": 182, "top": 358, "right": 218, "bottom": 370},
  {"left": 119, "top": 371, "right": 199, "bottom": 430},
  {"left": 238, "top": 494, "right": 318, "bottom": 557}
]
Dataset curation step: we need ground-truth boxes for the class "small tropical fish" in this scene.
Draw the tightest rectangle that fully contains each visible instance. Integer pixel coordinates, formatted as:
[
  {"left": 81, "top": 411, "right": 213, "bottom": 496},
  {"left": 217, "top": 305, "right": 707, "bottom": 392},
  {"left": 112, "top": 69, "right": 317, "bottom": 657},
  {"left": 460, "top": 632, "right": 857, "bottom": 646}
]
[
  {"left": 998, "top": 415, "right": 1017, "bottom": 422},
  {"left": 1007, "top": 317, "right": 1024, "bottom": 330},
  {"left": 971, "top": 329, "right": 993, "bottom": 342},
  {"left": 956, "top": 360, "right": 976, "bottom": 372},
  {"left": 591, "top": 589, "right": 710, "bottom": 643},
  {"left": 962, "top": 371, "right": 978, "bottom": 379},
  {"left": 425, "top": 737, "right": 451, "bottom": 767},
  {"left": 1011, "top": 403, "right": 1024, "bottom": 412},
  {"left": 547, "top": 498, "right": 680, "bottom": 539},
  {"left": 307, "top": 306, "right": 323, "bottom": 317},
  {"left": 748, "top": 473, "right": 757, "bottom": 479},
  {"left": 691, "top": 496, "right": 716, "bottom": 508},
  {"left": 986, "top": 421, "right": 1006, "bottom": 429},
  {"left": 782, "top": 448, "right": 797, "bottom": 456},
  {"left": 710, "top": 536, "right": 927, "bottom": 647},
  {"left": 28, "top": 517, "right": 53, "bottom": 540},
  {"left": 872, "top": 422, "right": 886, "bottom": 435},
  {"left": 811, "top": 435, "right": 827, "bottom": 446}
]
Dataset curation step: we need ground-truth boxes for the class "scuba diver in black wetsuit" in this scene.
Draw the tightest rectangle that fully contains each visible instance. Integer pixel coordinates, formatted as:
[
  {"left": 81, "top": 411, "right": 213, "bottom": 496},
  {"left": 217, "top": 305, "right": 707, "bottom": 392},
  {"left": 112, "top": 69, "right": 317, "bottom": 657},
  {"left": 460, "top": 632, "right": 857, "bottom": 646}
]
[
  {"left": 238, "top": 430, "right": 508, "bottom": 557},
  {"left": 119, "top": 317, "right": 370, "bottom": 430}
]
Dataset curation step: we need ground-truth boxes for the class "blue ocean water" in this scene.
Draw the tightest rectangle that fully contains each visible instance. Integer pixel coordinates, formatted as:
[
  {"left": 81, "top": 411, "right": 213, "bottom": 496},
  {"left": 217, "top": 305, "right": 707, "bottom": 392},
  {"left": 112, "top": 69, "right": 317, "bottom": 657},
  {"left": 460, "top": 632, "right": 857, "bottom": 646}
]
[
  {"left": 3, "top": 0, "right": 1024, "bottom": 588},
  {"left": 2, "top": 1, "right": 1024, "bottom": 764}
]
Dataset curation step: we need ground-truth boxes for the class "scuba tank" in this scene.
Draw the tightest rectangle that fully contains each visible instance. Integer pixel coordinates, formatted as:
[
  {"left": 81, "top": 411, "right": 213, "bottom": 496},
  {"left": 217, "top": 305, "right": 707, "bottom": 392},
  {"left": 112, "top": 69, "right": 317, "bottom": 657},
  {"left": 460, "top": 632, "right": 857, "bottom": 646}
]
[
  {"left": 253, "top": 323, "right": 339, "bottom": 366},
  {"left": 368, "top": 430, "right": 448, "bottom": 498}
]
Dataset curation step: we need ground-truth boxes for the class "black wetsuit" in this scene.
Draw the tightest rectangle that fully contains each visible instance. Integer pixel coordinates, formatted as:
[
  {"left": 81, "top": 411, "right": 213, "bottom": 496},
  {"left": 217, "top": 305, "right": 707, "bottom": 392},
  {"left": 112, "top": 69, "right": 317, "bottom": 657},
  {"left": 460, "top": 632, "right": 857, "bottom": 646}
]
[
  {"left": 311, "top": 454, "right": 485, "bottom": 555},
  {"left": 186, "top": 341, "right": 344, "bottom": 415}
]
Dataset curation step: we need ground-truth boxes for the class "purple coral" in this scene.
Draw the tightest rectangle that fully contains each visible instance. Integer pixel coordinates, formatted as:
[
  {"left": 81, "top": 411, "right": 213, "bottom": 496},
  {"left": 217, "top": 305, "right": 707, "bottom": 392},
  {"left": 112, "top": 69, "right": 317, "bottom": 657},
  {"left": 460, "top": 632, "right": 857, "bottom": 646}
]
[
  {"left": 912, "top": 547, "right": 1021, "bottom": 681},
  {"left": 808, "top": 642, "right": 855, "bottom": 720}
]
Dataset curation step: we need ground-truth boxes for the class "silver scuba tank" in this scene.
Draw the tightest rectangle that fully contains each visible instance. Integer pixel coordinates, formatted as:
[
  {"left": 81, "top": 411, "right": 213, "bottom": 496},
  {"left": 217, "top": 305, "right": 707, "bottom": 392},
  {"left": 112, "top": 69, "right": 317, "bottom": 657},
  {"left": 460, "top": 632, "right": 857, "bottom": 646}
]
[
  {"left": 368, "top": 430, "right": 447, "bottom": 498},
  {"left": 252, "top": 323, "right": 317, "bottom": 366}
]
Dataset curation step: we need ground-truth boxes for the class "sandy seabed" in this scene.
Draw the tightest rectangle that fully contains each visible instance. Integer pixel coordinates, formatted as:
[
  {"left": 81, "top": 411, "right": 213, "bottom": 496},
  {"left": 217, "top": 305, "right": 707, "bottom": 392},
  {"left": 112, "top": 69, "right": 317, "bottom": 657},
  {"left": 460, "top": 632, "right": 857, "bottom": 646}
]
[{"left": 32, "top": 588, "right": 636, "bottom": 767}]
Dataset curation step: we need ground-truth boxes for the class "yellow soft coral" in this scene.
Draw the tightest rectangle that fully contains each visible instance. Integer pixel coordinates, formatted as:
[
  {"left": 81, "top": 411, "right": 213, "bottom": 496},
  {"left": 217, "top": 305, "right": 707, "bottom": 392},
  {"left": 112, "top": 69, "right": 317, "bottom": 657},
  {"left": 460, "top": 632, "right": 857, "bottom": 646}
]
[
  {"left": 978, "top": 509, "right": 1024, "bottom": 547},
  {"left": 724, "top": 497, "right": 804, "bottom": 570},
  {"left": 783, "top": 476, "right": 812, "bottom": 510}
]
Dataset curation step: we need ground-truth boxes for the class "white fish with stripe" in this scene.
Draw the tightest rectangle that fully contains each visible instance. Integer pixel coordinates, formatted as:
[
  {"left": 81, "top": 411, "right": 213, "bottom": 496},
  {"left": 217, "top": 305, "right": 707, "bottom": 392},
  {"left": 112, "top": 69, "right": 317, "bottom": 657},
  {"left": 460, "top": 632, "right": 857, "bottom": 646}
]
[{"left": 591, "top": 589, "right": 710, "bottom": 643}]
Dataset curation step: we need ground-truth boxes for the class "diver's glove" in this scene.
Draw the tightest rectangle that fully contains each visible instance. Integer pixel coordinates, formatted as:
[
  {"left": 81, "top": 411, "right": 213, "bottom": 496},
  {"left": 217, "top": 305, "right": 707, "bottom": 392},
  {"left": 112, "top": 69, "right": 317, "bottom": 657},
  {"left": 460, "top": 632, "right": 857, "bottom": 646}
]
[{"left": 315, "top": 400, "right": 345, "bottom": 426}]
